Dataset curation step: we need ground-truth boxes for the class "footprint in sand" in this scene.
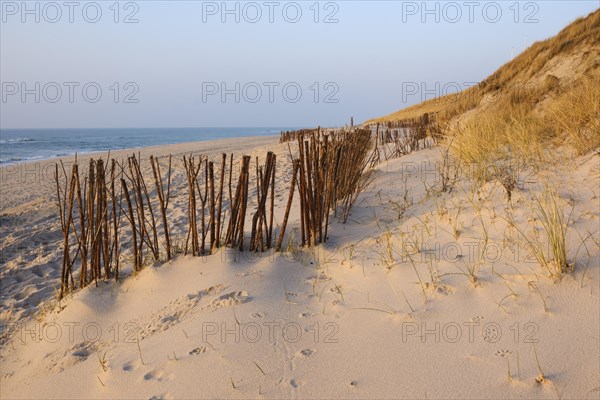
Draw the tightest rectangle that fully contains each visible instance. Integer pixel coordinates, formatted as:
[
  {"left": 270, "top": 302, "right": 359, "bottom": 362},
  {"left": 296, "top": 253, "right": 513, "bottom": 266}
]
[
  {"left": 251, "top": 312, "right": 265, "bottom": 319},
  {"left": 299, "top": 312, "right": 315, "bottom": 319},
  {"left": 189, "top": 347, "right": 208, "bottom": 355},
  {"left": 143, "top": 369, "right": 174, "bottom": 382},
  {"left": 495, "top": 349, "right": 513, "bottom": 357},
  {"left": 481, "top": 324, "right": 502, "bottom": 343},
  {"left": 134, "top": 284, "right": 227, "bottom": 340},
  {"left": 290, "top": 378, "right": 301, "bottom": 388},
  {"left": 123, "top": 360, "right": 142, "bottom": 371},
  {"left": 471, "top": 316, "right": 484, "bottom": 323},
  {"left": 305, "top": 273, "right": 331, "bottom": 284},
  {"left": 426, "top": 282, "right": 455, "bottom": 295},
  {"left": 148, "top": 393, "right": 174, "bottom": 400},
  {"left": 210, "top": 291, "right": 251, "bottom": 309},
  {"left": 45, "top": 342, "right": 97, "bottom": 373},
  {"left": 297, "top": 349, "right": 316, "bottom": 358},
  {"left": 30, "top": 265, "right": 45, "bottom": 278},
  {"left": 235, "top": 271, "right": 263, "bottom": 277},
  {"left": 71, "top": 344, "right": 92, "bottom": 360}
]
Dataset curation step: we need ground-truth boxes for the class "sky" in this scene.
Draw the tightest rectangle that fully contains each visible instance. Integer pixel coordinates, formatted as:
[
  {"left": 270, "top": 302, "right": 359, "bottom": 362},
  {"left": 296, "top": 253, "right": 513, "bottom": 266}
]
[{"left": 1, "top": 1, "right": 598, "bottom": 129}]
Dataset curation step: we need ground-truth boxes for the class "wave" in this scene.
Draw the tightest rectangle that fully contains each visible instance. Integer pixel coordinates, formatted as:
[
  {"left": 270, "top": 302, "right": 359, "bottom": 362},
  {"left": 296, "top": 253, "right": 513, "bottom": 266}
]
[
  {"left": 0, "top": 137, "right": 34, "bottom": 144},
  {"left": 0, "top": 154, "right": 66, "bottom": 165},
  {"left": 0, "top": 157, "right": 24, "bottom": 163}
]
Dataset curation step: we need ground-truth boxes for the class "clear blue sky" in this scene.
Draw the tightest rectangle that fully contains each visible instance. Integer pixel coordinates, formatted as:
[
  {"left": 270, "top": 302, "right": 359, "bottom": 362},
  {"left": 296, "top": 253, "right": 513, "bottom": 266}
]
[{"left": 1, "top": 1, "right": 598, "bottom": 128}]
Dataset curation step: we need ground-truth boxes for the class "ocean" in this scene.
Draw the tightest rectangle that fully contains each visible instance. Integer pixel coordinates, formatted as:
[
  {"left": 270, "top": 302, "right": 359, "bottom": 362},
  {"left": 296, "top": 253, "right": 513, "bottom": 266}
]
[{"left": 0, "top": 127, "right": 294, "bottom": 165}]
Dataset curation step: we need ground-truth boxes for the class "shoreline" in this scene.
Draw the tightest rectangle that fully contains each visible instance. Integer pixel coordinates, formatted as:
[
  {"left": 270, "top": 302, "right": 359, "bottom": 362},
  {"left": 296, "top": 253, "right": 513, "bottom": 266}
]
[{"left": 0, "top": 132, "right": 285, "bottom": 167}]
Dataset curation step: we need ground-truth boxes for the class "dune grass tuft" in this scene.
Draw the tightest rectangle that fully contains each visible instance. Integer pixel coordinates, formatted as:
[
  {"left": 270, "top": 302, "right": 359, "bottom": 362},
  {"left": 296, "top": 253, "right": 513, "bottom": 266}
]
[{"left": 533, "top": 190, "right": 573, "bottom": 280}]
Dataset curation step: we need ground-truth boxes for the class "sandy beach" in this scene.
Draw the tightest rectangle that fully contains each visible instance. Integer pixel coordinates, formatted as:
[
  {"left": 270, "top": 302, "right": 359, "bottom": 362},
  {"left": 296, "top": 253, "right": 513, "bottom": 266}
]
[
  {"left": 1, "top": 133, "right": 598, "bottom": 399},
  {"left": 2, "top": 6, "right": 600, "bottom": 398}
]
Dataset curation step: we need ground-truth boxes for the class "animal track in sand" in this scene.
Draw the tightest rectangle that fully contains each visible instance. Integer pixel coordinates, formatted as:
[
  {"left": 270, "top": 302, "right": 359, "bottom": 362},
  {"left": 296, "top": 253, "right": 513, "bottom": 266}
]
[
  {"left": 189, "top": 347, "right": 208, "bottom": 355},
  {"left": 2, "top": 372, "right": 15, "bottom": 379},
  {"left": 425, "top": 282, "right": 455, "bottom": 295},
  {"left": 133, "top": 284, "right": 228, "bottom": 339},
  {"left": 235, "top": 271, "right": 263, "bottom": 277},
  {"left": 143, "top": 369, "right": 174, "bottom": 382},
  {"left": 297, "top": 349, "right": 316, "bottom": 358},
  {"left": 471, "top": 316, "right": 484, "bottom": 323},
  {"left": 30, "top": 265, "right": 45, "bottom": 278},
  {"left": 482, "top": 325, "right": 501, "bottom": 343},
  {"left": 122, "top": 361, "right": 139, "bottom": 371},
  {"left": 305, "top": 273, "right": 331, "bottom": 284},
  {"left": 251, "top": 312, "right": 265, "bottom": 318},
  {"left": 209, "top": 291, "right": 251, "bottom": 309},
  {"left": 299, "top": 312, "right": 315, "bottom": 319},
  {"left": 44, "top": 341, "right": 99, "bottom": 373},
  {"left": 148, "top": 393, "right": 174, "bottom": 400},
  {"left": 290, "top": 378, "right": 301, "bottom": 388},
  {"left": 495, "top": 349, "right": 513, "bottom": 357}
]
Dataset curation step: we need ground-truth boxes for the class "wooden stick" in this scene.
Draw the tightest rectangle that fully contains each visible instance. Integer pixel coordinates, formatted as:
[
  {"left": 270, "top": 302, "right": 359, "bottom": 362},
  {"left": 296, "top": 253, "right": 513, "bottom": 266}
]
[
  {"left": 110, "top": 159, "right": 120, "bottom": 280},
  {"left": 121, "top": 178, "right": 138, "bottom": 272},
  {"left": 150, "top": 155, "right": 172, "bottom": 260},
  {"left": 208, "top": 161, "right": 215, "bottom": 252},
  {"left": 216, "top": 153, "right": 226, "bottom": 248},
  {"left": 268, "top": 154, "right": 276, "bottom": 248},
  {"left": 237, "top": 156, "right": 250, "bottom": 251},
  {"left": 276, "top": 160, "right": 299, "bottom": 251}
]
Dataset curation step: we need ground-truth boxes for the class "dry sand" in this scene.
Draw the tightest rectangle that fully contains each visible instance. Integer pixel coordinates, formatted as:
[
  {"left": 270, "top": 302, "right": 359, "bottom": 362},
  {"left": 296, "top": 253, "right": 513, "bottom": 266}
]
[{"left": 1, "top": 137, "right": 599, "bottom": 399}]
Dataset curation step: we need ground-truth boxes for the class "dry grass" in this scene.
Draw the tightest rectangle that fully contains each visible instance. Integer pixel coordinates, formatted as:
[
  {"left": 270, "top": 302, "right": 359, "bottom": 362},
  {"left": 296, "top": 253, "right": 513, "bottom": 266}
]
[
  {"left": 508, "top": 189, "right": 573, "bottom": 281},
  {"left": 533, "top": 190, "right": 572, "bottom": 280},
  {"left": 449, "top": 69, "right": 599, "bottom": 171},
  {"left": 365, "top": 9, "right": 600, "bottom": 164},
  {"left": 449, "top": 101, "right": 549, "bottom": 168},
  {"left": 547, "top": 71, "right": 600, "bottom": 155}
]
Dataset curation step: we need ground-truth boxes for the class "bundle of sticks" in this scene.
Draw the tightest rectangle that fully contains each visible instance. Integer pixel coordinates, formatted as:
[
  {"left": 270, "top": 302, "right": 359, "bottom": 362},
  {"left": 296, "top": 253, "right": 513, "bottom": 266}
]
[{"left": 55, "top": 129, "right": 376, "bottom": 298}]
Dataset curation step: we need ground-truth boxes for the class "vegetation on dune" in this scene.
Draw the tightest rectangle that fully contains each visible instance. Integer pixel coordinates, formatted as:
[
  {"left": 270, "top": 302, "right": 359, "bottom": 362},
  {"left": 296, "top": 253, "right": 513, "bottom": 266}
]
[
  {"left": 451, "top": 70, "right": 600, "bottom": 168},
  {"left": 362, "top": 10, "right": 599, "bottom": 285},
  {"left": 365, "top": 9, "right": 600, "bottom": 162}
]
